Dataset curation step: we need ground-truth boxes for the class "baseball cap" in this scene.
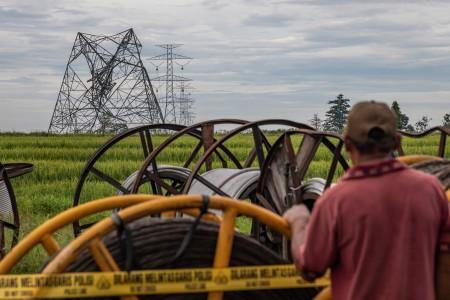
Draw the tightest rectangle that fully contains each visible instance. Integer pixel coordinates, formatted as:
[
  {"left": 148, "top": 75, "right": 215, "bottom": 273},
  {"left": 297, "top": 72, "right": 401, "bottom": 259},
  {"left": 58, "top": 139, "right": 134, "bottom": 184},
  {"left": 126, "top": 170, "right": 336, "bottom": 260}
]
[{"left": 344, "top": 101, "right": 397, "bottom": 147}]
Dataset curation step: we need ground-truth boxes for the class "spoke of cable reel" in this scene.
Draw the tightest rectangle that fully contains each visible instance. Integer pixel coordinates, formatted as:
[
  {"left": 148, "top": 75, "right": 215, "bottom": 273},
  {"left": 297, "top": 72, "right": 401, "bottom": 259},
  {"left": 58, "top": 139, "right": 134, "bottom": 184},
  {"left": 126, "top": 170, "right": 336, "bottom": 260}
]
[
  {"left": 139, "top": 129, "right": 154, "bottom": 159},
  {"left": 144, "top": 170, "right": 178, "bottom": 195},
  {"left": 193, "top": 174, "right": 231, "bottom": 197},
  {"left": 202, "top": 123, "right": 215, "bottom": 170},
  {"left": 244, "top": 147, "right": 257, "bottom": 168},
  {"left": 89, "top": 238, "right": 120, "bottom": 272},
  {"left": 40, "top": 234, "right": 60, "bottom": 256},
  {"left": 91, "top": 167, "right": 129, "bottom": 194},
  {"left": 184, "top": 140, "right": 203, "bottom": 168},
  {"left": 88, "top": 238, "right": 139, "bottom": 300},
  {"left": 208, "top": 208, "right": 238, "bottom": 300},
  {"left": 252, "top": 125, "right": 265, "bottom": 168}
]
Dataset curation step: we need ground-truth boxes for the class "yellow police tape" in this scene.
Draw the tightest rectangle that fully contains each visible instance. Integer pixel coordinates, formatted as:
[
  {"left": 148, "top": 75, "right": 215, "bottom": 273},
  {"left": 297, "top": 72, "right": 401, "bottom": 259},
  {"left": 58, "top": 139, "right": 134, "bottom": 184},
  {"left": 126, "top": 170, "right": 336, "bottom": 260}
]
[{"left": 0, "top": 264, "right": 330, "bottom": 299}]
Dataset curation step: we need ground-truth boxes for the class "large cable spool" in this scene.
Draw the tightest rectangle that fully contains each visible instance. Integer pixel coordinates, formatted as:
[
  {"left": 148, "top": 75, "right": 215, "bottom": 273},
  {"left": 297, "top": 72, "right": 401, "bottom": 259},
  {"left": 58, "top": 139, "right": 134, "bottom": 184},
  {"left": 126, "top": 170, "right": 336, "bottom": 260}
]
[{"left": 65, "top": 218, "right": 321, "bottom": 300}]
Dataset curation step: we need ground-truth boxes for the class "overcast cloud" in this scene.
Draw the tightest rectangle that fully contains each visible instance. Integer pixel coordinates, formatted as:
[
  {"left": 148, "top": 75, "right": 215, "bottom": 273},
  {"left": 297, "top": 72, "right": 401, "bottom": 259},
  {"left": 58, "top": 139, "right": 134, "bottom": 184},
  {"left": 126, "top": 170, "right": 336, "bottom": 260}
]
[{"left": 0, "top": 0, "right": 449, "bottom": 131}]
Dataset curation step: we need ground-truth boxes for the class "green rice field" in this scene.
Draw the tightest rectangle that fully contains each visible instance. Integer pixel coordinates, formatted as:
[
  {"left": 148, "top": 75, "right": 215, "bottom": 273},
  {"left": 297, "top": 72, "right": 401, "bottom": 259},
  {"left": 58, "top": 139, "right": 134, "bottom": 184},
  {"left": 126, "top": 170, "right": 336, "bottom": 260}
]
[{"left": 0, "top": 132, "right": 448, "bottom": 273}]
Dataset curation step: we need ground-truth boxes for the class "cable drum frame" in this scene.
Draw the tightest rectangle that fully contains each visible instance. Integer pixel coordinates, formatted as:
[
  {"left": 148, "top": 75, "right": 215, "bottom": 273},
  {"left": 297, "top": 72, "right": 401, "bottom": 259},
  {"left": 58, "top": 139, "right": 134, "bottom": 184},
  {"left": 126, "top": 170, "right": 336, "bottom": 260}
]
[
  {"left": 72, "top": 119, "right": 347, "bottom": 236},
  {"left": 0, "top": 195, "right": 161, "bottom": 274},
  {"left": 41, "top": 195, "right": 328, "bottom": 300},
  {"left": 73, "top": 124, "right": 185, "bottom": 235},
  {"left": 256, "top": 129, "right": 348, "bottom": 215},
  {"left": 181, "top": 119, "right": 318, "bottom": 198},
  {"left": 128, "top": 119, "right": 252, "bottom": 195},
  {"left": 73, "top": 120, "right": 249, "bottom": 236},
  {"left": 0, "top": 162, "right": 34, "bottom": 257},
  {"left": 254, "top": 130, "right": 349, "bottom": 257},
  {"left": 0, "top": 195, "right": 222, "bottom": 275},
  {"left": 398, "top": 126, "right": 449, "bottom": 158}
]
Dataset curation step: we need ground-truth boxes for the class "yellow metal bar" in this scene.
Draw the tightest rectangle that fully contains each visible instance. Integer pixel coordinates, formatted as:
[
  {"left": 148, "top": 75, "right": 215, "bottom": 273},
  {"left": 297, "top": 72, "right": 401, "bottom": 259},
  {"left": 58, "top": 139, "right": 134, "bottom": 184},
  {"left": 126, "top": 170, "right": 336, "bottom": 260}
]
[
  {"left": 397, "top": 155, "right": 441, "bottom": 165},
  {"left": 208, "top": 208, "right": 237, "bottom": 300},
  {"left": 160, "top": 209, "right": 221, "bottom": 222},
  {"left": 89, "top": 238, "right": 120, "bottom": 272},
  {"left": 0, "top": 195, "right": 161, "bottom": 274},
  {"left": 161, "top": 211, "right": 176, "bottom": 218},
  {"left": 40, "top": 234, "right": 60, "bottom": 256},
  {"left": 89, "top": 239, "right": 138, "bottom": 300},
  {"left": 181, "top": 208, "right": 222, "bottom": 223},
  {"left": 42, "top": 195, "right": 291, "bottom": 275}
]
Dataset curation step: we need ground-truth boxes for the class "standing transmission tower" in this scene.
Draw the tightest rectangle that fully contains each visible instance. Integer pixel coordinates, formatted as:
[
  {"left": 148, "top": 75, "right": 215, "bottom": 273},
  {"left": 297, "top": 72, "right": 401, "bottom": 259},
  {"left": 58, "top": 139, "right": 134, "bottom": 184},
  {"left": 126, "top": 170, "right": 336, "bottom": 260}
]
[
  {"left": 179, "top": 81, "right": 195, "bottom": 125},
  {"left": 148, "top": 44, "right": 193, "bottom": 125},
  {"left": 48, "top": 28, "right": 163, "bottom": 133}
]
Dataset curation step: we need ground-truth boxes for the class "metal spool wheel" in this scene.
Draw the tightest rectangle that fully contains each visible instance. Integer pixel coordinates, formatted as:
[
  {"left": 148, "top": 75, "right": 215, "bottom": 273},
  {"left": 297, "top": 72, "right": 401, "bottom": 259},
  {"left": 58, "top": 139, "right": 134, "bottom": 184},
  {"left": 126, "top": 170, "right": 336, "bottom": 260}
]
[
  {"left": 398, "top": 126, "right": 449, "bottom": 158},
  {"left": 41, "top": 195, "right": 324, "bottom": 300},
  {"left": 254, "top": 130, "right": 349, "bottom": 256},
  {"left": 177, "top": 120, "right": 322, "bottom": 234},
  {"left": 73, "top": 120, "right": 246, "bottom": 236},
  {"left": 73, "top": 124, "right": 187, "bottom": 235},
  {"left": 181, "top": 120, "right": 317, "bottom": 199},
  {"left": 0, "top": 163, "right": 33, "bottom": 257},
  {"left": 129, "top": 119, "right": 250, "bottom": 195}
]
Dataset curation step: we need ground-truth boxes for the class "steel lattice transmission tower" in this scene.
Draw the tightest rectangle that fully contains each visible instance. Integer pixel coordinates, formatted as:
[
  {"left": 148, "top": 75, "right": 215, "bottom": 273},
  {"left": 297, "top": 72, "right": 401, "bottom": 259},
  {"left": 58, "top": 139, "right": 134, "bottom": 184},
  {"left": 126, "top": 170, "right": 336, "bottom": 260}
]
[
  {"left": 148, "top": 44, "right": 193, "bottom": 125},
  {"left": 179, "top": 81, "right": 195, "bottom": 125},
  {"left": 48, "top": 28, "right": 163, "bottom": 133}
]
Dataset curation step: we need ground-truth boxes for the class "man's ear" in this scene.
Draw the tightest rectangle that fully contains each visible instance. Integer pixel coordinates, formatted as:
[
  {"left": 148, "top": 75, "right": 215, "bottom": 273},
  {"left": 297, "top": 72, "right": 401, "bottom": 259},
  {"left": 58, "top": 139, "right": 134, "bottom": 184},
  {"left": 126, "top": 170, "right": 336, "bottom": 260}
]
[
  {"left": 393, "top": 133, "right": 402, "bottom": 151},
  {"left": 344, "top": 136, "right": 353, "bottom": 152}
]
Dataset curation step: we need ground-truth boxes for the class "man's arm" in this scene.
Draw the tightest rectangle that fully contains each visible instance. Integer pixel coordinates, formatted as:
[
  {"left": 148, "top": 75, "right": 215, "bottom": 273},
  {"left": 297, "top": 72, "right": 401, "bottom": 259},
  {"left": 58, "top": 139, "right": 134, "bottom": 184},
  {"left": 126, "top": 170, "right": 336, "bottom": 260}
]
[
  {"left": 283, "top": 204, "right": 317, "bottom": 280},
  {"left": 284, "top": 195, "right": 338, "bottom": 280},
  {"left": 283, "top": 204, "right": 310, "bottom": 265}
]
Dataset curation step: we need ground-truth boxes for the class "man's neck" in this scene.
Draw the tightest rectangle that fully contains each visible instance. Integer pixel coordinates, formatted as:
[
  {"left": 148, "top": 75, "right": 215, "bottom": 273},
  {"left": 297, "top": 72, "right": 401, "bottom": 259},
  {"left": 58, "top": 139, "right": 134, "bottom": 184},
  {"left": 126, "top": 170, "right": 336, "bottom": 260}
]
[{"left": 352, "top": 153, "right": 391, "bottom": 166}]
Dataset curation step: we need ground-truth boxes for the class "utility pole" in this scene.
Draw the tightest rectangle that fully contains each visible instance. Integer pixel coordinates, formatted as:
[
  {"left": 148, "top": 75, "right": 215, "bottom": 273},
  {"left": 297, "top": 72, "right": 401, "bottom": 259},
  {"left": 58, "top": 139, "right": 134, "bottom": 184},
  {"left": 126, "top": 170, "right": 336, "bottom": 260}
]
[{"left": 148, "top": 44, "right": 193, "bottom": 125}]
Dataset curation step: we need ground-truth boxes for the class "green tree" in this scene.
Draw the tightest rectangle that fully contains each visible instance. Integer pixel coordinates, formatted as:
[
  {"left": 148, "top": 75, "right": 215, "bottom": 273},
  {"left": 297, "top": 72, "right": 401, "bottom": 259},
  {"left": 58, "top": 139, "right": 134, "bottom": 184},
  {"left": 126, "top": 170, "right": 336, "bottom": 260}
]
[
  {"left": 443, "top": 113, "right": 450, "bottom": 127},
  {"left": 309, "top": 113, "right": 323, "bottom": 130},
  {"left": 390, "top": 101, "right": 410, "bottom": 130},
  {"left": 323, "top": 94, "right": 351, "bottom": 133},
  {"left": 405, "top": 124, "right": 415, "bottom": 132},
  {"left": 414, "top": 116, "right": 432, "bottom": 132}
]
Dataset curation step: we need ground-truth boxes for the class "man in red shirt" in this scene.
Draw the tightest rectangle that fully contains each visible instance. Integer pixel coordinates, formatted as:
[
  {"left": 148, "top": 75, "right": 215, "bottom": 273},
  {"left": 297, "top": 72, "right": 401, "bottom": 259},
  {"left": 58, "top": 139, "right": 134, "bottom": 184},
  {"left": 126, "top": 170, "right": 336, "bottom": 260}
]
[{"left": 284, "top": 101, "right": 448, "bottom": 299}]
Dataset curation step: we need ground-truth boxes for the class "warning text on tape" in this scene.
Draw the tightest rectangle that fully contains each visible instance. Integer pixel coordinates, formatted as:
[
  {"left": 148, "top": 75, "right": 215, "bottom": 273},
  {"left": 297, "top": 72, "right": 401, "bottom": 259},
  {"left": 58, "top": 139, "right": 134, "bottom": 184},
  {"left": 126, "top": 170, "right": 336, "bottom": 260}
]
[{"left": 0, "top": 264, "right": 330, "bottom": 299}]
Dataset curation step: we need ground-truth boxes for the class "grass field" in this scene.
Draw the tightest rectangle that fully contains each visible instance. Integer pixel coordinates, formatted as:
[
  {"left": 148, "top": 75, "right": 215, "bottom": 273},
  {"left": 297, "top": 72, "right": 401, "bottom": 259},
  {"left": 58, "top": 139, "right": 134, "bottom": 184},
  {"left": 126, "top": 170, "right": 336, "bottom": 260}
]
[{"left": 0, "top": 132, "right": 448, "bottom": 273}]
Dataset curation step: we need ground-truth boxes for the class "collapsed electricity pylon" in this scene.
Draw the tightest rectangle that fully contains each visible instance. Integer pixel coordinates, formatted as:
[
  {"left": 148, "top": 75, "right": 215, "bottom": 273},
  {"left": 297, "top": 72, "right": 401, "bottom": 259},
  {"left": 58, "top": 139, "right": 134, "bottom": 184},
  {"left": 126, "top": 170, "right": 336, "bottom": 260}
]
[
  {"left": 48, "top": 28, "right": 163, "bottom": 134},
  {"left": 148, "top": 44, "right": 193, "bottom": 125}
]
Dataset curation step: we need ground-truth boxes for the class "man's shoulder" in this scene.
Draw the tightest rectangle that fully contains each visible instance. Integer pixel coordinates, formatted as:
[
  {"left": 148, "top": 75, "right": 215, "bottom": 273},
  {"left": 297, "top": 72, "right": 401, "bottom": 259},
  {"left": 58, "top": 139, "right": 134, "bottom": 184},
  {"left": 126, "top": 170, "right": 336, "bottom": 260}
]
[
  {"left": 324, "top": 177, "right": 362, "bottom": 196},
  {"left": 317, "top": 165, "right": 445, "bottom": 206},
  {"left": 400, "top": 166, "right": 444, "bottom": 187},
  {"left": 316, "top": 181, "right": 352, "bottom": 206}
]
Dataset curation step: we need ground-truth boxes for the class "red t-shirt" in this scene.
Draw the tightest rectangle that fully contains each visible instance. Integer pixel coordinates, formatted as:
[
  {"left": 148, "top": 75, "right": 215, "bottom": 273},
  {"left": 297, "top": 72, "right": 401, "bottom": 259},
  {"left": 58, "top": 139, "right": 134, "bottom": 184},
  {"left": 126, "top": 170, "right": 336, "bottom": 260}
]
[{"left": 297, "top": 159, "right": 448, "bottom": 300}]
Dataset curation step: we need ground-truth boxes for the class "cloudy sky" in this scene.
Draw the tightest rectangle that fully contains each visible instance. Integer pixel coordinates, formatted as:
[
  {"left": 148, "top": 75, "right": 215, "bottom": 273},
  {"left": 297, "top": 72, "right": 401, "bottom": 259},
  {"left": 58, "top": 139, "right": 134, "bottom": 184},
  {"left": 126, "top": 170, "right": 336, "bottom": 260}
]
[{"left": 0, "top": 0, "right": 449, "bottom": 131}]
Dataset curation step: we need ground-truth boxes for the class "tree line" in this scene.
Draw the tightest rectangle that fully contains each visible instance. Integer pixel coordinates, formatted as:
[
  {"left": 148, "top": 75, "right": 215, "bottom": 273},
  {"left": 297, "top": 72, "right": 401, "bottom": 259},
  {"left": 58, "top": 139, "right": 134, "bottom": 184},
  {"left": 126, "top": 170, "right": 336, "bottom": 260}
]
[{"left": 310, "top": 94, "right": 450, "bottom": 133}]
